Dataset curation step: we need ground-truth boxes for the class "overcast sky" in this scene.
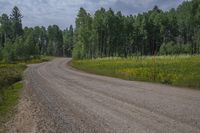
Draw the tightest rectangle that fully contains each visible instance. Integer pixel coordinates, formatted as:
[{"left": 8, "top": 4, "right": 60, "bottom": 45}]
[{"left": 0, "top": 0, "right": 186, "bottom": 29}]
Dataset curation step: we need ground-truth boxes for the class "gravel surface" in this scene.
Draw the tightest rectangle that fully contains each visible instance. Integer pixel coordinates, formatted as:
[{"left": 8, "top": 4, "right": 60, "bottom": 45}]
[{"left": 15, "top": 58, "right": 200, "bottom": 133}]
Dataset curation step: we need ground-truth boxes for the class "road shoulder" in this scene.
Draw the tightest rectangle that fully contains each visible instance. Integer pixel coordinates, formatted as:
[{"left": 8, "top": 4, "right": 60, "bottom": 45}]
[{"left": 5, "top": 80, "right": 38, "bottom": 133}]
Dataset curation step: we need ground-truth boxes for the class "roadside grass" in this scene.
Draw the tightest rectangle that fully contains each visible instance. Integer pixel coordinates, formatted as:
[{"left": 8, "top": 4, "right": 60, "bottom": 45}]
[
  {"left": 0, "top": 82, "right": 23, "bottom": 131},
  {"left": 72, "top": 55, "right": 200, "bottom": 89},
  {"left": 0, "top": 56, "right": 53, "bottom": 130},
  {"left": 0, "top": 64, "right": 26, "bottom": 90},
  {"left": 0, "top": 56, "right": 53, "bottom": 65},
  {"left": 14, "top": 56, "right": 54, "bottom": 64}
]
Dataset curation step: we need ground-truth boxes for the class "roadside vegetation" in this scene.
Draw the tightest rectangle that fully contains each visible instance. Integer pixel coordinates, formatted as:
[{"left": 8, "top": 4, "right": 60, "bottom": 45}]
[
  {"left": 71, "top": 0, "right": 200, "bottom": 89},
  {"left": 73, "top": 0, "right": 200, "bottom": 59},
  {"left": 0, "top": 56, "right": 52, "bottom": 130},
  {"left": 0, "top": 83, "right": 23, "bottom": 132},
  {"left": 0, "top": 64, "right": 26, "bottom": 90},
  {"left": 0, "top": 5, "right": 61, "bottom": 130},
  {"left": 72, "top": 55, "right": 200, "bottom": 89},
  {"left": 0, "top": 7, "right": 74, "bottom": 64},
  {"left": 0, "top": 63, "right": 26, "bottom": 131}
]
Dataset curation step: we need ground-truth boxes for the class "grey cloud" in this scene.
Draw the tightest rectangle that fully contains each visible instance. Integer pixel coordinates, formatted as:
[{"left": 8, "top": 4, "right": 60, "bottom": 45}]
[{"left": 0, "top": 0, "right": 186, "bottom": 29}]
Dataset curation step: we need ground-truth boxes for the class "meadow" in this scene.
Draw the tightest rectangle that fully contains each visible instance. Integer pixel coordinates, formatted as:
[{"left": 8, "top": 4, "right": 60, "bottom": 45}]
[{"left": 72, "top": 55, "right": 200, "bottom": 89}]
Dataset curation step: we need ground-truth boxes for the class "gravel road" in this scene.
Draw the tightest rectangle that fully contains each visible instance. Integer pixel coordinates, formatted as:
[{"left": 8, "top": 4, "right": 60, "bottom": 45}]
[{"left": 21, "top": 58, "right": 200, "bottom": 133}]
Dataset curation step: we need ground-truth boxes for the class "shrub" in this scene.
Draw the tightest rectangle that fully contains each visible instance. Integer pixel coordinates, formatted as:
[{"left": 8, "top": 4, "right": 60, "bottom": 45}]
[
  {"left": 159, "top": 41, "right": 174, "bottom": 55},
  {"left": 0, "top": 47, "right": 3, "bottom": 61},
  {"left": 2, "top": 42, "right": 16, "bottom": 63},
  {"left": 159, "top": 42, "right": 192, "bottom": 55}
]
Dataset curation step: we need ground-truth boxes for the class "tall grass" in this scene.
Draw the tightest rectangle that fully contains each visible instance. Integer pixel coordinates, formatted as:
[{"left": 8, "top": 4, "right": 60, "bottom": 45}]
[
  {"left": 0, "top": 56, "right": 52, "bottom": 103},
  {"left": 0, "top": 64, "right": 26, "bottom": 90},
  {"left": 0, "top": 83, "right": 23, "bottom": 132},
  {"left": 72, "top": 55, "right": 200, "bottom": 89}
]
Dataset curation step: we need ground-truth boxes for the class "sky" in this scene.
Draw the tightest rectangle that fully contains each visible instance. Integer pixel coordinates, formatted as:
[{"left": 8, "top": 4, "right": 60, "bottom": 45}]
[{"left": 0, "top": 0, "right": 187, "bottom": 29}]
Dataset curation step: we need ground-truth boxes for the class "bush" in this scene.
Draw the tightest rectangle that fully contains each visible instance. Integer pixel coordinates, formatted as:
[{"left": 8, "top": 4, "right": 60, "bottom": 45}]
[
  {"left": 2, "top": 42, "right": 16, "bottom": 63},
  {"left": 159, "top": 41, "right": 174, "bottom": 55},
  {"left": 159, "top": 42, "right": 192, "bottom": 55},
  {"left": 0, "top": 64, "right": 26, "bottom": 89},
  {"left": 0, "top": 47, "right": 3, "bottom": 61},
  {"left": 72, "top": 41, "right": 84, "bottom": 59}
]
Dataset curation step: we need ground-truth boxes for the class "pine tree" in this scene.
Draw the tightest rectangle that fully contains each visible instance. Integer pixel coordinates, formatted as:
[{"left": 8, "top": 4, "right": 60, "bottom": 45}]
[{"left": 10, "top": 6, "right": 23, "bottom": 38}]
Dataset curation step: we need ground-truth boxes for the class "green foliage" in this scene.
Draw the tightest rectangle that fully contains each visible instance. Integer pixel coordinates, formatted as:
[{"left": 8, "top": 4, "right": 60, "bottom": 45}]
[
  {"left": 159, "top": 42, "right": 174, "bottom": 55},
  {"left": 0, "top": 14, "right": 13, "bottom": 43},
  {"left": 0, "top": 82, "right": 23, "bottom": 131},
  {"left": 0, "top": 0, "right": 200, "bottom": 61},
  {"left": 0, "top": 56, "right": 52, "bottom": 130},
  {"left": 0, "top": 6, "right": 74, "bottom": 62},
  {"left": 0, "top": 64, "right": 26, "bottom": 89},
  {"left": 73, "top": 0, "right": 200, "bottom": 59},
  {"left": 72, "top": 40, "right": 84, "bottom": 59},
  {"left": 63, "top": 25, "right": 74, "bottom": 57},
  {"left": 2, "top": 41, "right": 16, "bottom": 63},
  {"left": 47, "top": 25, "right": 64, "bottom": 56},
  {"left": 0, "top": 82, "right": 23, "bottom": 114},
  {"left": 73, "top": 8, "right": 93, "bottom": 59},
  {"left": 194, "top": 29, "right": 200, "bottom": 54},
  {"left": 24, "top": 31, "right": 39, "bottom": 58},
  {"left": 0, "top": 56, "right": 51, "bottom": 93},
  {"left": 0, "top": 45, "right": 3, "bottom": 61},
  {"left": 15, "top": 37, "right": 28, "bottom": 60},
  {"left": 10, "top": 6, "right": 23, "bottom": 38},
  {"left": 72, "top": 55, "right": 200, "bottom": 88},
  {"left": 159, "top": 42, "right": 192, "bottom": 55}
]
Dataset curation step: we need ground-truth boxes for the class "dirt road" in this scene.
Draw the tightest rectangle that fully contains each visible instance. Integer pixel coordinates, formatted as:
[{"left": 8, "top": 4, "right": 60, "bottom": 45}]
[{"left": 16, "top": 58, "right": 200, "bottom": 133}]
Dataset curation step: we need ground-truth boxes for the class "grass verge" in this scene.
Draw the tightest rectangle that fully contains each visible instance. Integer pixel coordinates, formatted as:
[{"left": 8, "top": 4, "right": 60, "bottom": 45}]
[
  {"left": 72, "top": 55, "right": 200, "bottom": 89},
  {"left": 0, "top": 56, "right": 53, "bottom": 131},
  {"left": 0, "top": 82, "right": 23, "bottom": 131}
]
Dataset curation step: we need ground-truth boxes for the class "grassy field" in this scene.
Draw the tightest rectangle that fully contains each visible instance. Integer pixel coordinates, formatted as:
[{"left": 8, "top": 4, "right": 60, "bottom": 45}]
[
  {"left": 72, "top": 55, "right": 200, "bottom": 89},
  {"left": 0, "top": 56, "right": 53, "bottom": 130}
]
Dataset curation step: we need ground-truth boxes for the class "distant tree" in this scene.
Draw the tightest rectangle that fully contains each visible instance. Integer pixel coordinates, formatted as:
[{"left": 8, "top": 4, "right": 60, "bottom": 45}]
[
  {"left": 63, "top": 25, "right": 74, "bottom": 57},
  {"left": 159, "top": 42, "right": 175, "bottom": 55},
  {"left": 0, "top": 47, "right": 2, "bottom": 60},
  {"left": 0, "top": 1, "right": 200, "bottom": 61},
  {"left": 10, "top": 6, "right": 23, "bottom": 38},
  {"left": 15, "top": 36, "right": 27, "bottom": 60},
  {"left": 32, "top": 26, "right": 48, "bottom": 55},
  {"left": 73, "top": 8, "right": 92, "bottom": 59},
  {"left": 2, "top": 41, "right": 16, "bottom": 62},
  {"left": 159, "top": 42, "right": 192, "bottom": 55},
  {"left": 47, "top": 25, "right": 63, "bottom": 56},
  {"left": 194, "top": 30, "right": 200, "bottom": 54},
  {"left": 0, "top": 14, "right": 12, "bottom": 44},
  {"left": 93, "top": 8, "right": 107, "bottom": 57}
]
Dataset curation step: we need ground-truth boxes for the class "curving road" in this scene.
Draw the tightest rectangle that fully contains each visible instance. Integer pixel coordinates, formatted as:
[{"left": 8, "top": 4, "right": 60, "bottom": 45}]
[{"left": 24, "top": 58, "right": 200, "bottom": 133}]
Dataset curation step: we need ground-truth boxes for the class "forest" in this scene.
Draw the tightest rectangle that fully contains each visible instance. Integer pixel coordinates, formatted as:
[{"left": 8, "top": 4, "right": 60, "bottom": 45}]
[
  {"left": 0, "top": 6, "right": 74, "bottom": 62},
  {"left": 0, "top": 0, "right": 200, "bottom": 61},
  {"left": 73, "top": 0, "right": 200, "bottom": 59}
]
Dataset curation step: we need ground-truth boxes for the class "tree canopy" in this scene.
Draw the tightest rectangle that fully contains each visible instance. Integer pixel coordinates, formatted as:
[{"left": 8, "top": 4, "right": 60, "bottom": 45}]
[
  {"left": 0, "top": 6, "right": 74, "bottom": 62},
  {"left": 0, "top": 0, "right": 200, "bottom": 62},
  {"left": 73, "top": 0, "right": 200, "bottom": 59}
]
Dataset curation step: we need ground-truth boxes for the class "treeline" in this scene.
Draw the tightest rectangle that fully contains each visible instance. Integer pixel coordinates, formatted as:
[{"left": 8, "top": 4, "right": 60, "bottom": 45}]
[
  {"left": 0, "top": 6, "right": 74, "bottom": 62},
  {"left": 73, "top": 0, "right": 200, "bottom": 59},
  {"left": 1, "top": 0, "right": 200, "bottom": 61}
]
